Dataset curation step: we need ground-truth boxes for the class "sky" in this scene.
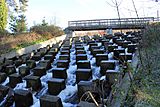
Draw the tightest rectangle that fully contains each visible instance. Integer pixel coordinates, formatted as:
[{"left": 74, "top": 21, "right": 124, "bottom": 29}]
[{"left": 25, "top": 0, "right": 160, "bottom": 29}]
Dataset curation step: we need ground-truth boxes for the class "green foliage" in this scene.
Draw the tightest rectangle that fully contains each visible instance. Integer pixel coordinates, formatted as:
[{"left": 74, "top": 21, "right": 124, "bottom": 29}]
[
  {"left": 8, "top": 0, "right": 28, "bottom": 33},
  {"left": 0, "top": 0, "right": 8, "bottom": 30},
  {"left": 41, "top": 17, "right": 48, "bottom": 26},
  {"left": 124, "top": 25, "right": 160, "bottom": 107},
  {"left": 30, "top": 24, "right": 64, "bottom": 37}
]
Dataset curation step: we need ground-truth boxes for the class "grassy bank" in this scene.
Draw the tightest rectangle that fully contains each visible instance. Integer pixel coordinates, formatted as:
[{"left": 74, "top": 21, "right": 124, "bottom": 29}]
[
  {"left": 0, "top": 25, "right": 64, "bottom": 55},
  {"left": 124, "top": 25, "right": 160, "bottom": 107},
  {"left": 0, "top": 32, "right": 49, "bottom": 55}
]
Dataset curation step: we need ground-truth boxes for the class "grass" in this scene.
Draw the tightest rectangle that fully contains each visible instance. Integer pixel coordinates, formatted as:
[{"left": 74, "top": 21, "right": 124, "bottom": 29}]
[
  {"left": 124, "top": 25, "right": 160, "bottom": 107},
  {"left": 0, "top": 32, "right": 53, "bottom": 55}
]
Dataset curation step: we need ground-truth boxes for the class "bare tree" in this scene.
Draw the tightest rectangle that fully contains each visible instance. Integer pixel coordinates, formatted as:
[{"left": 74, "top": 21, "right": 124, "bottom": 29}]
[{"left": 106, "top": 0, "right": 123, "bottom": 33}]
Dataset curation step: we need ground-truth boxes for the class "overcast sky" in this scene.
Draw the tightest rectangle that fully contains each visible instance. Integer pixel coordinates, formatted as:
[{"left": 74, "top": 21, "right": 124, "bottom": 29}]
[{"left": 25, "top": 0, "right": 160, "bottom": 28}]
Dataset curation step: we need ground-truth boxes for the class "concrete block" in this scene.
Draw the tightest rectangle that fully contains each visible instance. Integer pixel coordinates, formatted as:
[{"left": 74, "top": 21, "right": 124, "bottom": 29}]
[
  {"left": 60, "top": 50, "right": 70, "bottom": 55},
  {"left": 100, "top": 60, "right": 115, "bottom": 75},
  {"left": 76, "top": 50, "right": 86, "bottom": 55},
  {"left": 59, "top": 55, "right": 70, "bottom": 60},
  {"left": 77, "top": 81, "right": 95, "bottom": 100},
  {"left": 9, "top": 73, "right": 22, "bottom": 88},
  {"left": 106, "top": 70, "right": 121, "bottom": 85},
  {"left": 52, "top": 68, "right": 67, "bottom": 79},
  {"left": 48, "top": 78, "right": 66, "bottom": 95},
  {"left": 127, "top": 44, "right": 137, "bottom": 53},
  {"left": 119, "top": 53, "right": 133, "bottom": 63},
  {"left": 44, "top": 54, "right": 55, "bottom": 62},
  {"left": 57, "top": 60, "right": 69, "bottom": 69},
  {"left": 92, "top": 49, "right": 104, "bottom": 57},
  {"left": 0, "top": 85, "right": 9, "bottom": 101},
  {"left": 113, "top": 48, "right": 125, "bottom": 59},
  {"left": 76, "top": 54, "right": 87, "bottom": 63},
  {"left": 5, "top": 65, "right": 16, "bottom": 75},
  {"left": 0, "top": 72, "right": 7, "bottom": 83},
  {"left": 4, "top": 60, "right": 14, "bottom": 66},
  {"left": 40, "top": 94, "right": 63, "bottom": 107},
  {"left": 48, "top": 50, "right": 57, "bottom": 56},
  {"left": 19, "top": 66, "right": 30, "bottom": 77},
  {"left": 108, "top": 45, "right": 118, "bottom": 52},
  {"left": 76, "top": 46, "right": 84, "bottom": 50},
  {"left": 26, "top": 60, "right": 36, "bottom": 69},
  {"left": 31, "top": 54, "right": 41, "bottom": 61},
  {"left": 38, "top": 60, "right": 51, "bottom": 70},
  {"left": 33, "top": 67, "right": 46, "bottom": 77},
  {"left": 96, "top": 54, "right": 108, "bottom": 66},
  {"left": 14, "top": 59, "right": 23, "bottom": 67},
  {"left": 14, "top": 89, "right": 33, "bottom": 107},
  {"left": 77, "top": 60, "right": 91, "bottom": 69},
  {"left": 24, "top": 75, "right": 42, "bottom": 91},
  {"left": 76, "top": 69, "right": 92, "bottom": 83},
  {"left": 77, "top": 101, "right": 103, "bottom": 107}
]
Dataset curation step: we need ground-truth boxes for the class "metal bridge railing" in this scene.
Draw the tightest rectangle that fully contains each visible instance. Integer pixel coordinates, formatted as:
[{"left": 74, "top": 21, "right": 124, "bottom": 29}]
[{"left": 68, "top": 17, "right": 156, "bottom": 28}]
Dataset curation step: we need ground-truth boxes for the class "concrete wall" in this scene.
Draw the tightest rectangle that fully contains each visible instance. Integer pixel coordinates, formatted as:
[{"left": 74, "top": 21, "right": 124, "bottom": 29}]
[{"left": 0, "top": 34, "right": 66, "bottom": 60}]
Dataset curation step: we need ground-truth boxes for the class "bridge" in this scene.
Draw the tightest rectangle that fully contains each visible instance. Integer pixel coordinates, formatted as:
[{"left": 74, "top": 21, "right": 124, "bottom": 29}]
[{"left": 68, "top": 17, "right": 159, "bottom": 31}]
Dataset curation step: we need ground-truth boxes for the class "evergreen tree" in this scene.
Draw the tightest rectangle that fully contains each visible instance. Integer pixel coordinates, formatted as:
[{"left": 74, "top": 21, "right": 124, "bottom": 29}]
[
  {"left": 0, "top": 0, "right": 8, "bottom": 30},
  {"left": 42, "top": 17, "right": 48, "bottom": 26},
  {"left": 8, "top": 0, "right": 28, "bottom": 33}
]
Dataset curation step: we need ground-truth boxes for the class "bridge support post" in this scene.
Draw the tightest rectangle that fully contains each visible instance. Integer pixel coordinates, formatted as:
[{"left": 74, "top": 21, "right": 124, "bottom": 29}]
[{"left": 106, "top": 28, "right": 113, "bottom": 35}]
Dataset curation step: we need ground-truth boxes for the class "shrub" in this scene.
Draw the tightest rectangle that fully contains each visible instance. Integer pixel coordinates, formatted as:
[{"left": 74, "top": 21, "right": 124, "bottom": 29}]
[{"left": 30, "top": 25, "right": 64, "bottom": 37}]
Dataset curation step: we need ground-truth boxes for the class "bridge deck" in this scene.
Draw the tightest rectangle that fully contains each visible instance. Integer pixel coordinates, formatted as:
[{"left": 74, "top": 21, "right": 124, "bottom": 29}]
[{"left": 68, "top": 17, "right": 156, "bottom": 31}]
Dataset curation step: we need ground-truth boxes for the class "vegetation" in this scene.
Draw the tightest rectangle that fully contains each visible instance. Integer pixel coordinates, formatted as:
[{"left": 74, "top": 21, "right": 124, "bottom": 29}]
[
  {"left": 0, "top": 0, "right": 8, "bottom": 30},
  {"left": 30, "top": 17, "right": 64, "bottom": 37},
  {"left": 9, "top": 0, "right": 28, "bottom": 33},
  {"left": 0, "top": 1, "right": 64, "bottom": 55},
  {"left": 124, "top": 25, "right": 160, "bottom": 107},
  {"left": 0, "top": 32, "right": 48, "bottom": 55}
]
